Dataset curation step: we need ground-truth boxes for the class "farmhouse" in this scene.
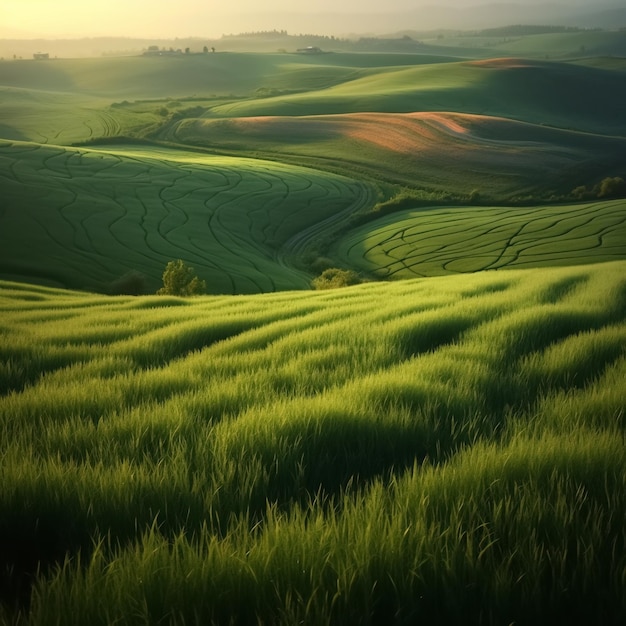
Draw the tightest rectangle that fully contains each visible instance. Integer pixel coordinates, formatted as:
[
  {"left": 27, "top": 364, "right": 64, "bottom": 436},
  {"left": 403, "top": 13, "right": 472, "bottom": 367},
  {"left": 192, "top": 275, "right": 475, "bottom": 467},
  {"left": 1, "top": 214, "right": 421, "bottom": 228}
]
[
  {"left": 33, "top": 52, "right": 49, "bottom": 60},
  {"left": 142, "top": 46, "right": 183, "bottom": 57},
  {"left": 297, "top": 46, "right": 322, "bottom": 54}
]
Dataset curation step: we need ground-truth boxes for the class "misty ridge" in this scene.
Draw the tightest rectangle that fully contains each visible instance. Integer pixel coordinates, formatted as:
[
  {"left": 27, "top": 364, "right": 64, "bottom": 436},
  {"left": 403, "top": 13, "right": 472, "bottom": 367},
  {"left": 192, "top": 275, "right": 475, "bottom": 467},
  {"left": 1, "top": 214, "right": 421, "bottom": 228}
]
[
  {"left": 235, "top": 1, "right": 626, "bottom": 36},
  {"left": 1, "top": 1, "right": 625, "bottom": 59}
]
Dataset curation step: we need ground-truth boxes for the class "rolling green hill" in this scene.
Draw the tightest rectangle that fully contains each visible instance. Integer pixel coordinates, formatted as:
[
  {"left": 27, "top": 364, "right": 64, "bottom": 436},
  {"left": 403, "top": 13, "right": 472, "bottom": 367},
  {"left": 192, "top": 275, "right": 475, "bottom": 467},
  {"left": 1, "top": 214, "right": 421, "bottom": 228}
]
[
  {"left": 334, "top": 199, "right": 626, "bottom": 278},
  {"left": 0, "top": 52, "right": 456, "bottom": 100},
  {"left": 2, "top": 50, "right": 626, "bottom": 292},
  {"left": 209, "top": 58, "right": 626, "bottom": 135},
  {"left": 485, "top": 30, "right": 626, "bottom": 59},
  {"left": 167, "top": 111, "right": 626, "bottom": 196},
  {"left": 425, "top": 29, "right": 626, "bottom": 60},
  {"left": 0, "top": 140, "right": 371, "bottom": 292}
]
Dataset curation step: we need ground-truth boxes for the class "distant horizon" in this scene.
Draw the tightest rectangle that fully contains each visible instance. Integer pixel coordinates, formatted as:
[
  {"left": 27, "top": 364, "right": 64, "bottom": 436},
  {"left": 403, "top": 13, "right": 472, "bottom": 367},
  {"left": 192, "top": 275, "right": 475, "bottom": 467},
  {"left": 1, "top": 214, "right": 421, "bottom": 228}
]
[{"left": 2, "top": 1, "right": 623, "bottom": 40}]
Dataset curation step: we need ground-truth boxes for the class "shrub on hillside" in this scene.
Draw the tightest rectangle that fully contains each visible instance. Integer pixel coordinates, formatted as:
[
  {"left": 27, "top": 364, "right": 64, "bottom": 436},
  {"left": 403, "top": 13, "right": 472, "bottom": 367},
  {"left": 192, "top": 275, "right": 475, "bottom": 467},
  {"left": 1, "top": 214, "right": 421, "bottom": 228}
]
[
  {"left": 157, "top": 260, "right": 206, "bottom": 296},
  {"left": 468, "top": 189, "right": 481, "bottom": 204},
  {"left": 597, "top": 176, "right": 626, "bottom": 198},
  {"left": 311, "top": 268, "right": 362, "bottom": 290}
]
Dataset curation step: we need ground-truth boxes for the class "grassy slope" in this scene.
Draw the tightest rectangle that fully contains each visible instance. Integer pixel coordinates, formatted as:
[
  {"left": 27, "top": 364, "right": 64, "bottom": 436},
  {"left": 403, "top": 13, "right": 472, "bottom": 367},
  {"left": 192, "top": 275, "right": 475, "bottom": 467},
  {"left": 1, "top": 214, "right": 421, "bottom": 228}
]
[
  {"left": 0, "top": 140, "right": 371, "bottom": 292},
  {"left": 1, "top": 261, "right": 625, "bottom": 624},
  {"left": 335, "top": 199, "right": 626, "bottom": 278},
  {"left": 424, "top": 30, "right": 626, "bottom": 60},
  {"left": 169, "top": 112, "right": 626, "bottom": 196},
  {"left": 0, "top": 53, "right": 452, "bottom": 99},
  {"left": 209, "top": 58, "right": 626, "bottom": 135},
  {"left": 0, "top": 53, "right": 472, "bottom": 146},
  {"left": 1, "top": 53, "right": 625, "bottom": 291},
  {"left": 487, "top": 30, "right": 626, "bottom": 59}
]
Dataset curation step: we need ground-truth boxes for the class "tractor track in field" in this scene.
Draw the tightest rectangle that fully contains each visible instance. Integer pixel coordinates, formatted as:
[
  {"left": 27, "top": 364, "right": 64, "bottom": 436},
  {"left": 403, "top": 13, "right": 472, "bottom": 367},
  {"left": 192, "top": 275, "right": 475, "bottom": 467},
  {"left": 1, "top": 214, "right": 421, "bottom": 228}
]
[{"left": 278, "top": 180, "right": 376, "bottom": 272}]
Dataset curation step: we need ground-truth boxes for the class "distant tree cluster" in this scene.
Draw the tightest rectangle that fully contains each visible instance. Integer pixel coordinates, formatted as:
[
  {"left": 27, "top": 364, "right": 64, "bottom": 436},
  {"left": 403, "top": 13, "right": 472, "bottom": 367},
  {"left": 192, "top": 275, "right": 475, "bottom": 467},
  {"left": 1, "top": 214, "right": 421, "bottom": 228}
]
[
  {"left": 222, "top": 30, "right": 345, "bottom": 43},
  {"left": 572, "top": 176, "right": 626, "bottom": 200},
  {"left": 223, "top": 30, "right": 290, "bottom": 39},
  {"left": 476, "top": 25, "right": 586, "bottom": 37}
]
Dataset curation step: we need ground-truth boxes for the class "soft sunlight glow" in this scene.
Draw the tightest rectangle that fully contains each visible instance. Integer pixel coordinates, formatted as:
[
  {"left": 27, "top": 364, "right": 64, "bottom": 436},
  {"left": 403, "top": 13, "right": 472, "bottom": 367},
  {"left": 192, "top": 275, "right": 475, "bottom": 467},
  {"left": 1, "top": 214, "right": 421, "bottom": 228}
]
[{"left": 1, "top": 0, "right": 592, "bottom": 39}]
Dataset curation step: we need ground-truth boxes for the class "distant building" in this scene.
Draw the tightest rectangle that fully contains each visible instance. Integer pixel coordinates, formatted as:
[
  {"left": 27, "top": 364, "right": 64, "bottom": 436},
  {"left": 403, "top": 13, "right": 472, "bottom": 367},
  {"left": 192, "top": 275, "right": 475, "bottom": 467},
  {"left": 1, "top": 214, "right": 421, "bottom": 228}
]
[
  {"left": 33, "top": 52, "right": 49, "bottom": 60},
  {"left": 142, "top": 46, "right": 183, "bottom": 57}
]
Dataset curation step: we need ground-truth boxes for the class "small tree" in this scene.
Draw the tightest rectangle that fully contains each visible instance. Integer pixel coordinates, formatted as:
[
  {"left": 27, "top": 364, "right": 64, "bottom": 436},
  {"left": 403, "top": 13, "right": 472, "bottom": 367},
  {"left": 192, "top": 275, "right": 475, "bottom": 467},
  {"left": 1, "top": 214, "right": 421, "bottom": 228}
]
[
  {"left": 157, "top": 260, "right": 206, "bottom": 296},
  {"left": 311, "top": 268, "right": 362, "bottom": 290}
]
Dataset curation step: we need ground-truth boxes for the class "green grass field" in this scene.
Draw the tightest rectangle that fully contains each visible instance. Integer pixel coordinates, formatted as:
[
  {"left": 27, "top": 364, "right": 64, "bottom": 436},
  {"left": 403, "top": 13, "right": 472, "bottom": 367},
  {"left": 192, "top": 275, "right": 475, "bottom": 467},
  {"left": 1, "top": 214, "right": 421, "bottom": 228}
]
[
  {"left": 0, "top": 139, "right": 371, "bottom": 292},
  {"left": 1, "top": 262, "right": 625, "bottom": 625},
  {"left": 335, "top": 199, "right": 626, "bottom": 277},
  {"left": 1, "top": 29, "right": 626, "bottom": 624}
]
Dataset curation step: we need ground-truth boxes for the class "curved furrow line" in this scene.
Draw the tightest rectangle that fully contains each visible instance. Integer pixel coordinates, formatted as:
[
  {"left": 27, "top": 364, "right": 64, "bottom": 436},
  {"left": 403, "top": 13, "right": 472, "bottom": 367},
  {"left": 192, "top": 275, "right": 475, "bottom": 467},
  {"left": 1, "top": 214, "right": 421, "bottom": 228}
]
[
  {"left": 199, "top": 216, "right": 238, "bottom": 293},
  {"left": 510, "top": 231, "right": 611, "bottom": 264},
  {"left": 82, "top": 120, "right": 94, "bottom": 139},
  {"left": 135, "top": 195, "right": 170, "bottom": 262},
  {"left": 513, "top": 212, "right": 607, "bottom": 250},
  {"left": 54, "top": 193, "right": 119, "bottom": 274},
  {"left": 157, "top": 170, "right": 196, "bottom": 205},
  {"left": 247, "top": 190, "right": 295, "bottom": 249},
  {"left": 485, "top": 213, "right": 622, "bottom": 268},
  {"left": 39, "top": 147, "right": 73, "bottom": 179},
  {"left": 28, "top": 211, "right": 116, "bottom": 280},
  {"left": 156, "top": 201, "right": 191, "bottom": 240},
  {"left": 155, "top": 172, "right": 199, "bottom": 240},
  {"left": 481, "top": 218, "right": 541, "bottom": 270},
  {"left": 108, "top": 190, "right": 168, "bottom": 266},
  {"left": 281, "top": 181, "right": 375, "bottom": 263},
  {"left": 231, "top": 259, "right": 274, "bottom": 294},
  {"left": 34, "top": 132, "right": 50, "bottom": 144},
  {"left": 91, "top": 151, "right": 125, "bottom": 172},
  {"left": 386, "top": 256, "right": 426, "bottom": 278},
  {"left": 212, "top": 201, "right": 269, "bottom": 261}
]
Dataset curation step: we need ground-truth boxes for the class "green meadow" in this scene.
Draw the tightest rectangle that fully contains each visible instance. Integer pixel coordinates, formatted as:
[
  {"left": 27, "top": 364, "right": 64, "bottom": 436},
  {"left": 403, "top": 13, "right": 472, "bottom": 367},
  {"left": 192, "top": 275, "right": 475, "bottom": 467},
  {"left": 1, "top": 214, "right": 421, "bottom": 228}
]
[
  {"left": 0, "top": 140, "right": 371, "bottom": 293},
  {"left": 336, "top": 199, "right": 626, "bottom": 277},
  {"left": 1, "top": 262, "right": 626, "bottom": 625},
  {"left": 1, "top": 28, "right": 626, "bottom": 625}
]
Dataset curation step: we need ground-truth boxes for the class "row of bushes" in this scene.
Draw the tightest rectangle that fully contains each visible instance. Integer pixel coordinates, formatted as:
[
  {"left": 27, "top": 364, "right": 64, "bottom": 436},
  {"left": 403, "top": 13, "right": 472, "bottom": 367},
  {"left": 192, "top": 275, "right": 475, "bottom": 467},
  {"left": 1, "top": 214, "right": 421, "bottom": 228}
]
[
  {"left": 572, "top": 176, "right": 626, "bottom": 200},
  {"left": 109, "top": 260, "right": 362, "bottom": 296}
]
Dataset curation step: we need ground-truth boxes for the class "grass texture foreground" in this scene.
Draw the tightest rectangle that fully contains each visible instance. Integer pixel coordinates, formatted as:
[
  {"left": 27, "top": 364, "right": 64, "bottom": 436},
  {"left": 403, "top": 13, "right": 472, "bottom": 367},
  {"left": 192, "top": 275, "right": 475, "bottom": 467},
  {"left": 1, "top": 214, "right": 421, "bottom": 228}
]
[{"left": 1, "top": 261, "right": 625, "bottom": 625}]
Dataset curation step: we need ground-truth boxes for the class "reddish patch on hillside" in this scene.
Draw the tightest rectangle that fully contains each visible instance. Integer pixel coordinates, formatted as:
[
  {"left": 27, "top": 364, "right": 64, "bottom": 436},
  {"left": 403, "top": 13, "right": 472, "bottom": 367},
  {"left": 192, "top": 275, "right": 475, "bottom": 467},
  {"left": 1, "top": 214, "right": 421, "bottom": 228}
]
[
  {"left": 201, "top": 112, "right": 501, "bottom": 155},
  {"left": 332, "top": 112, "right": 477, "bottom": 154},
  {"left": 191, "top": 112, "right": 550, "bottom": 174}
]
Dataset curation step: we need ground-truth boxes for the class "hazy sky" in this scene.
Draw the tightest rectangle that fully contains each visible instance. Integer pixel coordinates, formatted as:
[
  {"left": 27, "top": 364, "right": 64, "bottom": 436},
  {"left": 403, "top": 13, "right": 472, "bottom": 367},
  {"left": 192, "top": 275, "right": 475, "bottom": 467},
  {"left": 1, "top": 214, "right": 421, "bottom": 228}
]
[{"left": 0, "top": 1, "right": 595, "bottom": 39}]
